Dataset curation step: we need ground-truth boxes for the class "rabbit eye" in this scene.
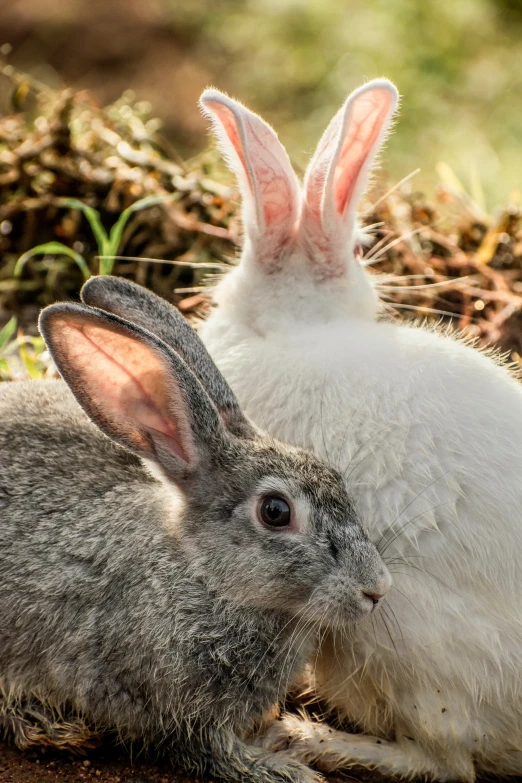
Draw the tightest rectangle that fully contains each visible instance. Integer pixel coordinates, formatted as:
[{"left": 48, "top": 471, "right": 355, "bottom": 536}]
[{"left": 259, "top": 496, "right": 291, "bottom": 528}]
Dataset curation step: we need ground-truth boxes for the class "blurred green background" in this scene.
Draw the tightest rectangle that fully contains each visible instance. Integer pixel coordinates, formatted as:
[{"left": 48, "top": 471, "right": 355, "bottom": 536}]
[{"left": 1, "top": 0, "right": 522, "bottom": 208}]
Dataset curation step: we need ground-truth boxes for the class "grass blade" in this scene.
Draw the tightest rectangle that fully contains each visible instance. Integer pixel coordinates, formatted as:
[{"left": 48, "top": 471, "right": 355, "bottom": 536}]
[
  {"left": 102, "top": 194, "right": 176, "bottom": 275},
  {"left": 60, "top": 198, "right": 109, "bottom": 258},
  {"left": 14, "top": 242, "right": 91, "bottom": 280},
  {"left": 0, "top": 317, "right": 17, "bottom": 352},
  {"left": 18, "top": 340, "right": 42, "bottom": 380}
]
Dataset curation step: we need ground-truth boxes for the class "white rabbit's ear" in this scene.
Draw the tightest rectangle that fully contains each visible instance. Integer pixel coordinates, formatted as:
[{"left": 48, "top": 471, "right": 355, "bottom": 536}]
[
  {"left": 301, "top": 80, "right": 398, "bottom": 277},
  {"left": 200, "top": 89, "right": 300, "bottom": 268}
]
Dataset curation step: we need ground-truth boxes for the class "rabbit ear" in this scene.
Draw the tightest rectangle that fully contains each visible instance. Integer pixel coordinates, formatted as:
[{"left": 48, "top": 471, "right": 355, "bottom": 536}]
[
  {"left": 200, "top": 89, "right": 300, "bottom": 269},
  {"left": 39, "top": 303, "right": 252, "bottom": 489},
  {"left": 80, "top": 276, "right": 247, "bottom": 435},
  {"left": 301, "top": 80, "right": 398, "bottom": 277}
]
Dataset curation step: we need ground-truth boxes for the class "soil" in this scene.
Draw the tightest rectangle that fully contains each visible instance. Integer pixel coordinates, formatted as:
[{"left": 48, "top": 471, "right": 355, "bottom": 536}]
[
  {"left": 0, "top": 740, "right": 360, "bottom": 783},
  {"left": 0, "top": 739, "right": 205, "bottom": 783}
]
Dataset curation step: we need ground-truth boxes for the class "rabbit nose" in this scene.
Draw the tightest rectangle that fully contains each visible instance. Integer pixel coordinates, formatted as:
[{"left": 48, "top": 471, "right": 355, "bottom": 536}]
[
  {"left": 363, "top": 572, "right": 391, "bottom": 606},
  {"left": 363, "top": 590, "right": 385, "bottom": 606}
]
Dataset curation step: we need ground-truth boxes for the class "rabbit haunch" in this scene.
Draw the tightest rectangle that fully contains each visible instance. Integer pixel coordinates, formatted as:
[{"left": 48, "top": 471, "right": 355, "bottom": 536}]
[
  {"left": 199, "top": 79, "right": 522, "bottom": 781},
  {"left": 0, "top": 290, "right": 389, "bottom": 783}
]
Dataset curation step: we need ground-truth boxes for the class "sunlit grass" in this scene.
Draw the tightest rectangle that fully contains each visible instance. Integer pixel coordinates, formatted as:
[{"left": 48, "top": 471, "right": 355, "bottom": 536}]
[{"left": 0, "top": 319, "right": 54, "bottom": 382}]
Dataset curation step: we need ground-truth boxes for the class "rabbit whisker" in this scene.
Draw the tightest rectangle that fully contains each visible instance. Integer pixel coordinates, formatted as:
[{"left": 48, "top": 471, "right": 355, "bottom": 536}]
[
  {"left": 277, "top": 614, "right": 320, "bottom": 701},
  {"left": 382, "top": 601, "right": 404, "bottom": 648},
  {"left": 362, "top": 221, "right": 386, "bottom": 231},
  {"left": 378, "top": 499, "right": 457, "bottom": 557},
  {"left": 386, "top": 550, "right": 434, "bottom": 561},
  {"left": 376, "top": 276, "right": 471, "bottom": 292},
  {"left": 392, "top": 560, "right": 461, "bottom": 598},
  {"left": 265, "top": 587, "right": 328, "bottom": 703},
  {"left": 371, "top": 614, "right": 378, "bottom": 647},
  {"left": 96, "top": 255, "right": 229, "bottom": 270},
  {"left": 360, "top": 229, "right": 395, "bottom": 260},
  {"left": 379, "top": 299, "right": 471, "bottom": 321},
  {"left": 388, "top": 584, "right": 428, "bottom": 625},
  {"left": 376, "top": 471, "right": 453, "bottom": 555},
  {"left": 310, "top": 606, "right": 332, "bottom": 675},
  {"left": 362, "top": 225, "right": 427, "bottom": 266},
  {"left": 378, "top": 607, "right": 400, "bottom": 660},
  {"left": 362, "top": 168, "right": 421, "bottom": 215}
]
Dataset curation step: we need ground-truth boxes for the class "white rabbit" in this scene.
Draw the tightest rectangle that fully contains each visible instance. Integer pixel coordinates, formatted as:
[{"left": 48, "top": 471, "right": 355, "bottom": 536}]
[{"left": 198, "top": 81, "right": 522, "bottom": 781}]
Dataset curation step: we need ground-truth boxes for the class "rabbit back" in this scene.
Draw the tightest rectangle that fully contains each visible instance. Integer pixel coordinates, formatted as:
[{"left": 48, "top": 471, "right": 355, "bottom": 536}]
[{"left": 201, "top": 315, "right": 522, "bottom": 571}]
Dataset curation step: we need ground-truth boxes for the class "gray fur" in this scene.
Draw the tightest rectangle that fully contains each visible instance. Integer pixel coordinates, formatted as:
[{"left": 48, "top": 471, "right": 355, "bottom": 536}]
[
  {"left": 80, "top": 275, "right": 245, "bottom": 432},
  {"left": 0, "top": 298, "right": 388, "bottom": 783}
]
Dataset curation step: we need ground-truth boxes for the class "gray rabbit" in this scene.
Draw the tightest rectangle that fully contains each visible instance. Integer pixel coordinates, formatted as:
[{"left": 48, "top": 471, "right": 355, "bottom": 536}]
[{"left": 0, "top": 276, "right": 390, "bottom": 783}]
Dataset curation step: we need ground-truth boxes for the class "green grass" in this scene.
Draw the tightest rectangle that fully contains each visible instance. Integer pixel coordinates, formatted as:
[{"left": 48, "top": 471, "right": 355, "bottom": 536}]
[
  {"left": 0, "top": 317, "right": 52, "bottom": 382},
  {"left": 14, "top": 194, "right": 178, "bottom": 281}
]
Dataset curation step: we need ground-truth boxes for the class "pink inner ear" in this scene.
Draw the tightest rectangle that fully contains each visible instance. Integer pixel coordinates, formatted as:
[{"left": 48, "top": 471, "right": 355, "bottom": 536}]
[
  {"left": 303, "top": 114, "right": 344, "bottom": 226},
  {"left": 241, "top": 117, "right": 298, "bottom": 231},
  {"left": 333, "top": 87, "right": 394, "bottom": 216},
  {"left": 204, "top": 99, "right": 255, "bottom": 197},
  {"left": 54, "top": 318, "right": 195, "bottom": 464},
  {"left": 203, "top": 94, "right": 299, "bottom": 253}
]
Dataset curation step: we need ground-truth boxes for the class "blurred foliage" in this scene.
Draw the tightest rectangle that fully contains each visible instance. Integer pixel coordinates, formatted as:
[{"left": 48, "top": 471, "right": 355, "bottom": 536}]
[
  {"left": 164, "top": 0, "right": 522, "bottom": 206},
  {"left": 2, "top": 0, "right": 522, "bottom": 205},
  {"left": 0, "top": 317, "right": 52, "bottom": 381}
]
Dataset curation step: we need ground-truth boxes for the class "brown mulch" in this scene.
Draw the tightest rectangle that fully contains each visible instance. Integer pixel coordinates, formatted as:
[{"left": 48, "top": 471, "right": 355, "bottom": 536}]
[
  {"left": 0, "top": 69, "right": 522, "bottom": 360},
  {"left": 0, "top": 66, "right": 239, "bottom": 329},
  {"left": 362, "top": 184, "right": 522, "bottom": 357}
]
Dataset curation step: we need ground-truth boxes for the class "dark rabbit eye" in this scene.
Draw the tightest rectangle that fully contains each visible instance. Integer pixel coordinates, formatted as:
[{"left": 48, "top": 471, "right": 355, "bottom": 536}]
[{"left": 259, "top": 496, "right": 291, "bottom": 528}]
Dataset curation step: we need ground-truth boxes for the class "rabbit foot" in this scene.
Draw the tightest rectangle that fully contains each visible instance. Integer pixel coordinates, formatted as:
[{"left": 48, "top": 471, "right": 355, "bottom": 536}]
[
  {"left": 0, "top": 698, "right": 98, "bottom": 752},
  {"left": 195, "top": 729, "right": 324, "bottom": 783},
  {"left": 261, "top": 714, "right": 473, "bottom": 782},
  {"left": 259, "top": 752, "right": 325, "bottom": 783}
]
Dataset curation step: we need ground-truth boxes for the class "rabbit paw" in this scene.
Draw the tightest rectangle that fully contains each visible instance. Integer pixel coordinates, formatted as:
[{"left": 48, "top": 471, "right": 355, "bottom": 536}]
[
  {"left": 0, "top": 697, "right": 98, "bottom": 752},
  {"left": 261, "top": 714, "right": 468, "bottom": 782},
  {"left": 260, "top": 753, "right": 324, "bottom": 783}
]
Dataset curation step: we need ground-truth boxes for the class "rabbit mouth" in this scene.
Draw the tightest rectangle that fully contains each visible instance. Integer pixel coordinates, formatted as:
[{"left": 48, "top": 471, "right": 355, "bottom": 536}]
[
  {"left": 296, "top": 567, "right": 392, "bottom": 631},
  {"left": 297, "top": 593, "right": 385, "bottom": 632}
]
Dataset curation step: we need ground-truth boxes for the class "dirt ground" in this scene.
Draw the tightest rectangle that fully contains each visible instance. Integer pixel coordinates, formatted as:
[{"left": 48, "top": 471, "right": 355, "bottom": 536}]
[
  {"left": 0, "top": 739, "right": 205, "bottom": 783},
  {"left": 2, "top": 743, "right": 521, "bottom": 783},
  {"left": 0, "top": 740, "right": 357, "bottom": 783}
]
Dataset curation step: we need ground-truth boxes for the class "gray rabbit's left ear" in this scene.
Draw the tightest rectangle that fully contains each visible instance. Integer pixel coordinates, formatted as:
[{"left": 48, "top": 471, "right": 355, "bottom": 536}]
[
  {"left": 39, "top": 303, "right": 251, "bottom": 489},
  {"left": 81, "top": 276, "right": 250, "bottom": 436}
]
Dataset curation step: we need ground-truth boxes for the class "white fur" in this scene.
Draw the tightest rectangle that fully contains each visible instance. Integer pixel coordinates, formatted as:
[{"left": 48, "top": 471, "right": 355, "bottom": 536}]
[{"left": 199, "top": 80, "right": 522, "bottom": 780}]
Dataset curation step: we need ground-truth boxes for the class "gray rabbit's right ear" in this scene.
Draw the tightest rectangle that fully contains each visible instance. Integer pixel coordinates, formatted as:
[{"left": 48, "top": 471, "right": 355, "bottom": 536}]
[
  {"left": 39, "top": 303, "right": 253, "bottom": 490},
  {"left": 80, "top": 276, "right": 247, "bottom": 435}
]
